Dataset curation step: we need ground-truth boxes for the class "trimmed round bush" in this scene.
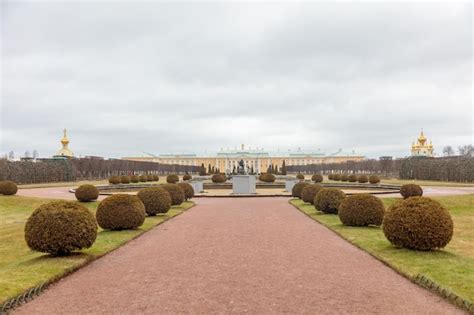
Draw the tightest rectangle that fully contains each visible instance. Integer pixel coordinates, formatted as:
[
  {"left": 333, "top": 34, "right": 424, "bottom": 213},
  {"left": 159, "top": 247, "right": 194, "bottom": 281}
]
[
  {"left": 139, "top": 175, "right": 148, "bottom": 182},
  {"left": 178, "top": 182, "right": 194, "bottom": 200},
  {"left": 311, "top": 174, "right": 323, "bottom": 183},
  {"left": 167, "top": 174, "right": 179, "bottom": 184},
  {"left": 340, "top": 174, "right": 349, "bottom": 182},
  {"left": 130, "top": 175, "right": 140, "bottom": 183},
  {"left": 314, "top": 188, "right": 346, "bottom": 214},
  {"left": 137, "top": 187, "right": 171, "bottom": 215},
  {"left": 162, "top": 184, "right": 185, "bottom": 205},
  {"left": 292, "top": 182, "right": 309, "bottom": 198},
  {"left": 96, "top": 194, "right": 146, "bottom": 230},
  {"left": 120, "top": 175, "right": 131, "bottom": 184},
  {"left": 75, "top": 184, "right": 99, "bottom": 202},
  {"left": 259, "top": 173, "right": 276, "bottom": 183},
  {"left": 332, "top": 174, "right": 341, "bottom": 181},
  {"left": 25, "top": 201, "right": 97, "bottom": 256},
  {"left": 183, "top": 174, "right": 192, "bottom": 181},
  {"left": 400, "top": 184, "right": 423, "bottom": 199},
  {"left": 296, "top": 173, "right": 305, "bottom": 180},
  {"left": 301, "top": 184, "right": 323, "bottom": 204},
  {"left": 348, "top": 174, "right": 357, "bottom": 182},
  {"left": 108, "top": 176, "right": 121, "bottom": 185},
  {"left": 357, "top": 175, "right": 369, "bottom": 183},
  {"left": 212, "top": 174, "right": 227, "bottom": 183},
  {"left": 328, "top": 174, "right": 334, "bottom": 180},
  {"left": 146, "top": 175, "right": 154, "bottom": 182},
  {"left": 383, "top": 197, "right": 453, "bottom": 250},
  {"left": 339, "top": 194, "right": 385, "bottom": 226},
  {"left": 153, "top": 175, "right": 160, "bottom": 181},
  {"left": 0, "top": 180, "right": 18, "bottom": 195},
  {"left": 369, "top": 175, "right": 380, "bottom": 184}
]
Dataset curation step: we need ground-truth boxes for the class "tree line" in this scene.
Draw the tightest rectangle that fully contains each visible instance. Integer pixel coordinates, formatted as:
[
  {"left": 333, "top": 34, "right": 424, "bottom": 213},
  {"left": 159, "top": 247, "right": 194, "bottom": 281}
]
[
  {"left": 0, "top": 158, "right": 199, "bottom": 184},
  {"left": 286, "top": 156, "right": 474, "bottom": 183}
]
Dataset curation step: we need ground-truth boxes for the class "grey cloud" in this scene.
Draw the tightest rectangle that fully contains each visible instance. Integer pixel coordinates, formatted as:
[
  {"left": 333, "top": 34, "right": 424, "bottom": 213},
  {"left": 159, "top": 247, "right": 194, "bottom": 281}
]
[{"left": 1, "top": 2, "right": 472, "bottom": 159}]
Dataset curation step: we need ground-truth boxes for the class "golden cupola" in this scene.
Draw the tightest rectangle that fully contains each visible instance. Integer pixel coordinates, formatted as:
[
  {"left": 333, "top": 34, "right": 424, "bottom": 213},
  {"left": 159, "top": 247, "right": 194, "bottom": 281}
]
[
  {"left": 55, "top": 129, "right": 74, "bottom": 158},
  {"left": 411, "top": 129, "right": 434, "bottom": 157}
]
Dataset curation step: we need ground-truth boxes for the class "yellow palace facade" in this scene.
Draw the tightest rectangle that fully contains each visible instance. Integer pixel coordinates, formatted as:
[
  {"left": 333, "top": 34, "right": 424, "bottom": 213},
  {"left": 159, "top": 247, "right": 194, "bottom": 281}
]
[{"left": 123, "top": 145, "right": 364, "bottom": 174}]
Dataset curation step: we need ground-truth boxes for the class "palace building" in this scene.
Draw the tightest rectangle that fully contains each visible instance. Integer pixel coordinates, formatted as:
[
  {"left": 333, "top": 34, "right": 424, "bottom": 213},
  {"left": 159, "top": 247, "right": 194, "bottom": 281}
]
[
  {"left": 411, "top": 130, "right": 434, "bottom": 157},
  {"left": 123, "top": 145, "right": 364, "bottom": 174}
]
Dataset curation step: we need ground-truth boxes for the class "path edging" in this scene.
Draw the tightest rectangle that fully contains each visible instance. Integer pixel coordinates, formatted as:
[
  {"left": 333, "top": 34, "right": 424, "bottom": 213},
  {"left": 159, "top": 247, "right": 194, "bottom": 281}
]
[
  {"left": 288, "top": 199, "right": 473, "bottom": 314},
  {"left": 0, "top": 202, "right": 195, "bottom": 315}
]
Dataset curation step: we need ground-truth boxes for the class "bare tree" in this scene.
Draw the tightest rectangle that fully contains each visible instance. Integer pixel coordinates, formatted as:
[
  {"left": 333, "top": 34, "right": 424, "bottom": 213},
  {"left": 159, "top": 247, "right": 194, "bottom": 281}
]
[
  {"left": 458, "top": 145, "right": 473, "bottom": 156},
  {"left": 442, "top": 145, "right": 454, "bottom": 157},
  {"left": 8, "top": 151, "right": 14, "bottom": 160},
  {"left": 32, "top": 150, "right": 39, "bottom": 159},
  {"left": 24, "top": 151, "right": 31, "bottom": 158}
]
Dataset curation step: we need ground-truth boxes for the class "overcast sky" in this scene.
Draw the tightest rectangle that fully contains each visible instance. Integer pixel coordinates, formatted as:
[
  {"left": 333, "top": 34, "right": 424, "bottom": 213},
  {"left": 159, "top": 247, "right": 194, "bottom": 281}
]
[{"left": 1, "top": 1, "right": 472, "bottom": 159}]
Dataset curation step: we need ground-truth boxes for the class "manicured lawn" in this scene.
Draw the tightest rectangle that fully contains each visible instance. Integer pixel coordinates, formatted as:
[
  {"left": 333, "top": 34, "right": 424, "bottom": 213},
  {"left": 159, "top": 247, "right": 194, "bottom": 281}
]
[
  {"left": 0, "top": 195, "right": 194, "bottom": 305},
  {"left": 290, "top": 194, "right": 474, "bottom": 305}
]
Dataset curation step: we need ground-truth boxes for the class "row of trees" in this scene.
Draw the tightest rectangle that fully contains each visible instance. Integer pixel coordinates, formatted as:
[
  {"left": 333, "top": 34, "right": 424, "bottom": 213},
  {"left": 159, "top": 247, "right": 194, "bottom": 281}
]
[
  {"left": 442, "top": 145, "right": 473, "bottom": 157},
  {"left": 0, "top": 158, "right": 199, "bottom": 184},
  {"left": 286, "top": 156, "right": 474, "bottom": 183},
  {"left": 2, "top": 150, "right": 39, "bottom": 160},
  {"left": 287, "top": 158, "right": 400, "bottom": 176}
]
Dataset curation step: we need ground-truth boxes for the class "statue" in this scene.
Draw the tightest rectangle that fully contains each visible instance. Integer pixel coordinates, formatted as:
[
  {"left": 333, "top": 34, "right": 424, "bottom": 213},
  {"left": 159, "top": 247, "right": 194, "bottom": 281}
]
[{"left": 237, "top": 159, "right": 246, "bottom": 175}]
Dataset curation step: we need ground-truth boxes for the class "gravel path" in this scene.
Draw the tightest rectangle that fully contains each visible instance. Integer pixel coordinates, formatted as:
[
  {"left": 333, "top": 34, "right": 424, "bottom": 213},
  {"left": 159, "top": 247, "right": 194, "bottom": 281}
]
[{"left": 14, "top": 197, "right": 462, "bottom": 314}]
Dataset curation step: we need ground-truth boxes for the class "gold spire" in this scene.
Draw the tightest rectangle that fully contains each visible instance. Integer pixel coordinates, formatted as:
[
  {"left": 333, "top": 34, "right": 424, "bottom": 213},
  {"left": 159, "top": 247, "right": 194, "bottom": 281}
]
[
  {"left": 61, "top": 128, "right": 70, "bottom": 146},
  {"left": 56, "top": 128, "right": 74, "bottom": 157}
]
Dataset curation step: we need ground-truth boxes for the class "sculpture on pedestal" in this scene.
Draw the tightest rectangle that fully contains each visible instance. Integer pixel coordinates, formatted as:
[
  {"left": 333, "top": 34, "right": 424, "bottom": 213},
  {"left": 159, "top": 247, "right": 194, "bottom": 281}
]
[{"left": 237, "top": 159, "right": 246, "bottom": 175}]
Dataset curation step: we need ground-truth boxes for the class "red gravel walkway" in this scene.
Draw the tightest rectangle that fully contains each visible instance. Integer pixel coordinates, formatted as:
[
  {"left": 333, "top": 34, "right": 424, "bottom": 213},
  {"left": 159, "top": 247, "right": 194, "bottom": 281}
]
[{"left": 15, "top": 198, "right": 461, "bottom": 314}]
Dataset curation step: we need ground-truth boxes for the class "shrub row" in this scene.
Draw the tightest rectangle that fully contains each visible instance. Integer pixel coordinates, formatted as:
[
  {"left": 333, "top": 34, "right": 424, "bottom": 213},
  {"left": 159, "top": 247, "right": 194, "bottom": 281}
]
[
  {"left": 108, "top": 174, "right": 159, "bottom": 185},
  {"left": 327, "top": 174, "right": 380, "bottom": 184},
  {"left": 26, "top": 183, "right": 196, "bottom": 256},
  {"left": 294, "top": 182, "right": 451, "bottom": 251},
  {"left": 108, "top": 173, "right": 195, "bottom": 185}
]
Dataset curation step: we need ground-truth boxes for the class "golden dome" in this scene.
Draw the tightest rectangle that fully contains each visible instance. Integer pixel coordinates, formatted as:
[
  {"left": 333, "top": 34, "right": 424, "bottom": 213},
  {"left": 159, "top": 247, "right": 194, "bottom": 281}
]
[{"left": 417, "top": 130, "right": 427, "bottom": 145}]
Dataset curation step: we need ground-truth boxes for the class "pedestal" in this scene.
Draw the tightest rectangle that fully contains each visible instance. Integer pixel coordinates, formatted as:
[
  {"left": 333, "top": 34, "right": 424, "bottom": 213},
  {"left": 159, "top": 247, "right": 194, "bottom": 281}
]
[
  {"left": 232, "top": 175, "right": 256, "bottom": 194},
  {"left": 190, "top": 181, "right": 203, "bottom": 193},
  {"left": 285, "top": 180, "right": 298, "bottom": 192}
]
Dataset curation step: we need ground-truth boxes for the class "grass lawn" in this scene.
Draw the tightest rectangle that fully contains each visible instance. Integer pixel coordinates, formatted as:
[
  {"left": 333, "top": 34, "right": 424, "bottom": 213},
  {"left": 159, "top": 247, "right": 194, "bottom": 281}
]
[
  {"left": 290, "top": 194, "right": 474, "bottom": 306},
  {"left": 0, "top": 195, "right": 194, "bottom": 305}
]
